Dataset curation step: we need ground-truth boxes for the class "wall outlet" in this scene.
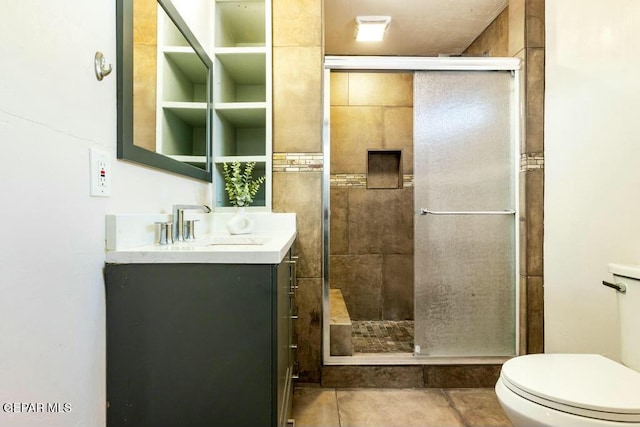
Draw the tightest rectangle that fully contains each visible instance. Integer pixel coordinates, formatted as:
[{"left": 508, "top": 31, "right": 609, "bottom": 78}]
[{"left": 90, "top": 148, "right": 111, "bottom": 197}]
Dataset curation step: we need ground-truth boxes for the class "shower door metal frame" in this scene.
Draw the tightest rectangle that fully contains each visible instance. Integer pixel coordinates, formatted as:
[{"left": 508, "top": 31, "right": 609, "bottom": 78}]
[{"left": 322, "top": 56, "right": 522, "bottom": 366}]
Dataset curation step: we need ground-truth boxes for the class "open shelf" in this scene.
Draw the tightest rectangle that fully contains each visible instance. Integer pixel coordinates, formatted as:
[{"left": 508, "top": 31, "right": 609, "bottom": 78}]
[
  {"left": 162, "top": 102, "right": 207, "bottom": 125},
  {"left": 163, "top": 48, "right": 208, "bottom": 86},
  {"left": 215, "top": 52, "right": 265, "bottom": 103},
  {"left": 214, "top": 112, "right": 266, "bottom": 157},
  {"left": 215, "top": 103, "right": 266, "bottom": 126},
  {"left": 212, "top": 0, "right": 270, "bottom": 209},
  {"left": 215, "top": 1, "right": 266, "bottom": 48},
  {"left": 155, "top": 6, "right": 210, "bottom": 163}
]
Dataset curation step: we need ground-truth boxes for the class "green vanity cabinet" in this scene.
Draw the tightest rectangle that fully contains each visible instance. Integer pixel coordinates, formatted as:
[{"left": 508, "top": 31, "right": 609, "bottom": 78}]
[{"left": 105, "top": 252, "right": 297, "bottom": 427}]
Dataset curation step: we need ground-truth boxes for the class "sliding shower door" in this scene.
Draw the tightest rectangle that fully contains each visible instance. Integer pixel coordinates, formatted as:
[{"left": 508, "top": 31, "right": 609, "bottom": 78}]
[{"left": 413, "top": 70, "right": 516, "bottom": 357}]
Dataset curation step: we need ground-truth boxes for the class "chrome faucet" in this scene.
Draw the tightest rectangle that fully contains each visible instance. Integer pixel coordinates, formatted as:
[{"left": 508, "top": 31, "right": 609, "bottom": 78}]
[{"left": 172, "top": 204, "right": 211, "bottom": 242}]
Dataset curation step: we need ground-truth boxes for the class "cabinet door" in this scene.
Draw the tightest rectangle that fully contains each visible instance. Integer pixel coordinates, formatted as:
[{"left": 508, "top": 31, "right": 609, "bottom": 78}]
[{"left": 106, "top": 263, "right": 274, "bottom": 427}]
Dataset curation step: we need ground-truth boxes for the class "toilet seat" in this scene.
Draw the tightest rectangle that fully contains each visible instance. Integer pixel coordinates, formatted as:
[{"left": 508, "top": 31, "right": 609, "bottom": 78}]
[{"left": 500, "top": 354, "right": 640, "bottom": 422}]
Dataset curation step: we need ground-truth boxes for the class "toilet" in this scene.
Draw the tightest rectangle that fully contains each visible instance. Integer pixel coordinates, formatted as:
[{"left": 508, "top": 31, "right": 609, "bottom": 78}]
[{"left": 495, "top": 264, "right": 640, "bottom": 427}]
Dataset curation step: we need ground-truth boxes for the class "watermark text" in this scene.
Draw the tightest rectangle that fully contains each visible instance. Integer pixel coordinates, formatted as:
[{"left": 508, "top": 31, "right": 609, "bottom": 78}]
[{"left": 2, "top": 402, "right": 72, "bottom": 413}]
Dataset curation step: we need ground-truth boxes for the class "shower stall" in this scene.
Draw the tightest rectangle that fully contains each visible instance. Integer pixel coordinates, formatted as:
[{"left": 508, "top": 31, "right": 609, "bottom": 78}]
[{"left": 323, "top": 56, "right": 521, "bottom": 364}]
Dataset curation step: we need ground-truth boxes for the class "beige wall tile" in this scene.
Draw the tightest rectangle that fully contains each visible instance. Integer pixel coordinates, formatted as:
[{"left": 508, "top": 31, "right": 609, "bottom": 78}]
[
  {"left": 526, "top": 0, "right": 545, "bottom": 48},
  {"left": 295, "top": 278, "right": 322, "bottom": 382},
  {"left": 329, "top": 187, "right": 349, "bottom": 255},
  {"left": 330, "top": 73, "right": 413, "bottom": 175},
  {"left": 273, "top": 171, "right": 322, "bottom": 278},
  {"left": 273, "top": 46, "right": 323, "bottom": 153},
  {"left": 527, "top": 275, "right": 544, "bottom": 354},
  {"left": 348, "top": 73, "right": 413, "bottom": 107},
  {"left": 526, "top": 169, "right": 543, "bottom": 277},
  {"left": 519, "top": 275, "right": 528, "bottom": 355},
  {"left": 330, "top": 106, "right": 383, "bottom": 174},
  {"left": 464, "top": 7, "right": 509, "bottom": 57},
  {"left": 348, "top": 188, "right": 414, "bottom": 255},
  {"left": 525, "top": 48, "right": 545, "bottom": 155},
  {"left": 133, "top": 0, "right": 157, "bottom": 46},
  {"left": 330, "top": 254, "right": 383, "bottom": 320},
  {"left": 382, "top": 254, "right": 414, "bottom": 320},
  {"left": 515, "top": 50, "right": 527, "bottom": 155},
  {"left": 382, "top": 107, "right": 414, "bottom": 174},
  {"left": 273, "top": 0, "right": 322, "bottom": 47},
  {"left": 330, "top": 72, "right": 348, "bottom": 106},
  {"left": 509, "top": 0, "right": 525, "bottom": 56}
]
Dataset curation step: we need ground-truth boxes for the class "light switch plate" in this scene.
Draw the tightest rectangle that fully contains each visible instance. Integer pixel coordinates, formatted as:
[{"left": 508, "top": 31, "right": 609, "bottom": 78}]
[{"left": 90, "top": 147, "right": 111, "bottom": 197}]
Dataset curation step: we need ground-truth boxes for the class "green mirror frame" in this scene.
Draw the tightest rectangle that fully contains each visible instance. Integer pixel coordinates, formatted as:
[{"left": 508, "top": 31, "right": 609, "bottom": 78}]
[{"left": 116, "top": 0, "right": 213, "bottom": 182}]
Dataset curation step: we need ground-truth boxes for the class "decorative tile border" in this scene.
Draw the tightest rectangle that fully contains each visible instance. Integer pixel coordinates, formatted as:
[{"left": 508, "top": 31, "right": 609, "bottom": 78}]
[
  {"left": 403, "top": 175, "right": 414, "bottom": 188},
  {"left": 274, "top": 148, "right": 532, "bottom": 184},
  {"left": 520, "top": 153, "right": 544, "bottom": 171},
  {"left": 272, "top": 152, "right": 418, "bottom": 186},
  {"left": 330, "top": 174, "right": 415, "bottom": 188},
  {"left": 273, "top": 152, "right": 323, "bottom": 172},
  {"left": 330, "top": 173, "right": 367, "bottom": 187}
]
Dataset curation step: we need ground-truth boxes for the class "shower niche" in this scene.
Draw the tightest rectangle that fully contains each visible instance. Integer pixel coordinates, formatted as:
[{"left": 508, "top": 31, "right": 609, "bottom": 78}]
[{"left": 367, "top": 149, "right": 403, "bottom": 189}]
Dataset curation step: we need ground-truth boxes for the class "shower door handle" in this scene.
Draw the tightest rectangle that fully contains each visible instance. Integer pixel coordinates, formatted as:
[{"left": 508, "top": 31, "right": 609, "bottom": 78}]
[{"left": 419, "top": 209, "right": 516, "bottom": 216}]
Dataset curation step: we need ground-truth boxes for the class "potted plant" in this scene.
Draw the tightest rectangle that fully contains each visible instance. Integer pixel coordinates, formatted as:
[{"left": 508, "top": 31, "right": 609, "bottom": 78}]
[{"left": 222, "top": 161, "right": 265, "bottom": 234}]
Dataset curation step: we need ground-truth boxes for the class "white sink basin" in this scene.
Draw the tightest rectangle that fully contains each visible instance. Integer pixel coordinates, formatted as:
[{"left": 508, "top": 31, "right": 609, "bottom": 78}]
[{"left": 206, "top": 235, "right": 271, "bottom": 246}]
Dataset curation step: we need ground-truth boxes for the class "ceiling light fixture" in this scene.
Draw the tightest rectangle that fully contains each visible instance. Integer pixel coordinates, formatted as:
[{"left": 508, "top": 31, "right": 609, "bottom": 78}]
[{"left": 354, "top": 16, "right": 391, "bottom": 42}]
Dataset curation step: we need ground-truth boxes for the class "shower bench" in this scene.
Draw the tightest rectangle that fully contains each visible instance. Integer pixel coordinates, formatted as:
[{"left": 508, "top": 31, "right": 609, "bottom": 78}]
[{"left": 329, "top": 288, "right": 353, "bottom": 356}]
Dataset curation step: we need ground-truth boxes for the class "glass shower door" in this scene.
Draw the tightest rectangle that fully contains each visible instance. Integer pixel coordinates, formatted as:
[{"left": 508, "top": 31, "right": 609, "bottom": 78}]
[{"left": 413, "top": 70, "right": 516, "bottom": 357}]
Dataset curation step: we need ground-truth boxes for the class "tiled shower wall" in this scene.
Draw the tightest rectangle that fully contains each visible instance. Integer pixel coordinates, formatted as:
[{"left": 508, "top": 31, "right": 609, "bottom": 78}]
[
  {"left": 272, "top": 0, "right": 324, "bottom": 382},
  {"left": 329, "top": 72, "right": 414, "bottom": 321},
  {"left": 272, "top": 0, "right": 544, "bottom": 384}
]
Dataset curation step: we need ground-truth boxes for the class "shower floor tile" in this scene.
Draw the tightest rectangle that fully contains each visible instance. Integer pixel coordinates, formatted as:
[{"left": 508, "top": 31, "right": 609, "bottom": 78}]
[{"left": 352, "top": 320, "right": 414, "bottom": 353}]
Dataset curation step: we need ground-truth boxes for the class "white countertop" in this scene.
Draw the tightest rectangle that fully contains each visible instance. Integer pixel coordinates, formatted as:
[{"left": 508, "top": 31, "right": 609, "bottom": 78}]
[{"left": 105, "top": 212, "right": 296, "bottom": 264}]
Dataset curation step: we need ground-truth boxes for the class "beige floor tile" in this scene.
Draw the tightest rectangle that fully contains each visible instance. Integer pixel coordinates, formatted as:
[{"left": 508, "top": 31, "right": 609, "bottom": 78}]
[
  {"left": 336, "top": 389, "right": 464, "bottom": 427},
  {"left": 292, "top": 387, "right": 340, "bottom": 427},
  {"left": 445, "top": 388, "right": 513, "bottom": 427}
]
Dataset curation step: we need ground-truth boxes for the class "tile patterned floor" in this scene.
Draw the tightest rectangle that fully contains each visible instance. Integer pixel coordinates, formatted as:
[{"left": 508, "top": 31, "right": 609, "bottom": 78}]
[
  {"left": 292, "top": 386, "right": 513, "bottom": 427},
  {"left": 352, "top": 320, "right": 414, "bottom": 353}
]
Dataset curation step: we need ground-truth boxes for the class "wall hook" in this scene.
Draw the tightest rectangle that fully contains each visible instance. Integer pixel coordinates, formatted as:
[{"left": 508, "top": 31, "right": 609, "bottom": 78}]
[{"left": 94, "top": 51, "right": 112, "bottom": 81}]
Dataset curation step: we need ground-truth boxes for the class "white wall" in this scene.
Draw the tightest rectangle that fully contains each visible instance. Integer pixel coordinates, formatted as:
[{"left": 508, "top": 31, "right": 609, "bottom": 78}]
[
  {"left": 0, "top": 1, "right": 211, "bottom": 426},
  {"left": 545, "top": 1, "right": 640, "bottom": 359}
]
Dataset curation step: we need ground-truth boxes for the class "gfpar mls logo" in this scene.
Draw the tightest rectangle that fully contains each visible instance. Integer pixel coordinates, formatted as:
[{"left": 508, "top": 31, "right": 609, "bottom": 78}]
[{"left": 2, "top": 402, "right": 72, "bottom": 413}]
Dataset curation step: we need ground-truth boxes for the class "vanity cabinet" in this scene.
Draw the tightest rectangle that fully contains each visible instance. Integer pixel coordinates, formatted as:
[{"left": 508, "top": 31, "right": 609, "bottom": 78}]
[
  {"left": 212, "top": 0, "right": 272, "bottom": 209},
  {"left": 105, "top": 252, "right": 297, "bottom": 427}
]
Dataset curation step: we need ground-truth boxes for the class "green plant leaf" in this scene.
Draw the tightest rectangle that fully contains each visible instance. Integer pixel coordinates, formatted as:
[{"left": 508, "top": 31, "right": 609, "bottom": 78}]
[{"left": 222, "top": 161, "right": 265, "bottom": 207}]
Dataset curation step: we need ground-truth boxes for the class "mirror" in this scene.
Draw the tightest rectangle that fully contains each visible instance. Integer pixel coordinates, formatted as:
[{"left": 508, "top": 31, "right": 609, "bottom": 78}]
[{"left": 116, "top": 0, "right": 213, "bottom": 181}]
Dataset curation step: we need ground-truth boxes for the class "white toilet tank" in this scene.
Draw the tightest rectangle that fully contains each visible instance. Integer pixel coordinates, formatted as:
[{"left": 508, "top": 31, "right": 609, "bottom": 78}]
[{"left": 610, "top": 263, "right": 640, "bottom": 371}]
